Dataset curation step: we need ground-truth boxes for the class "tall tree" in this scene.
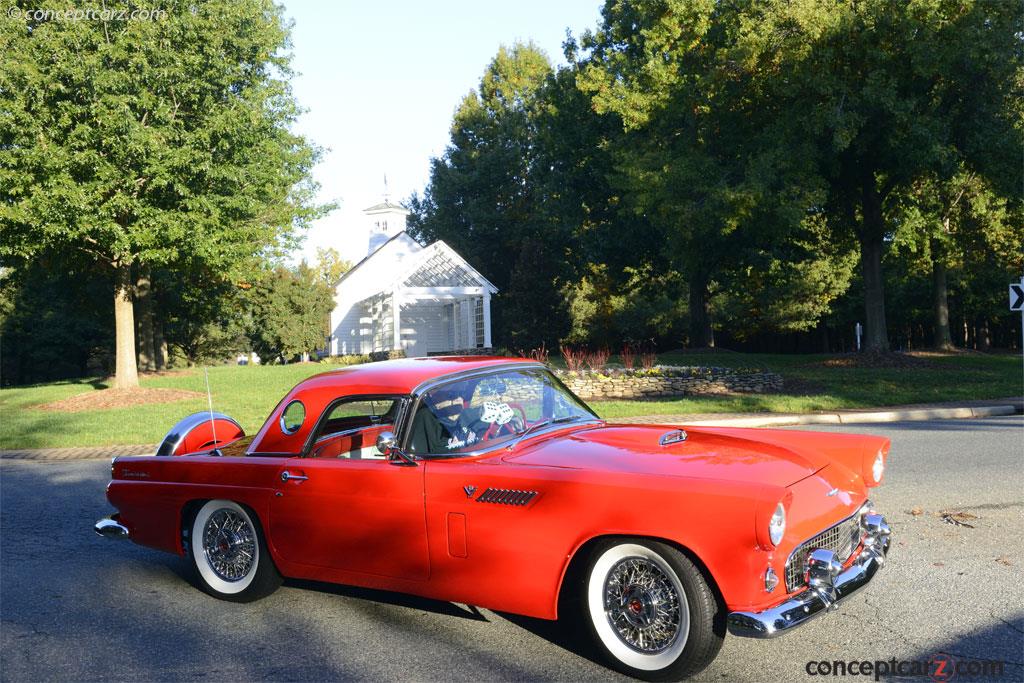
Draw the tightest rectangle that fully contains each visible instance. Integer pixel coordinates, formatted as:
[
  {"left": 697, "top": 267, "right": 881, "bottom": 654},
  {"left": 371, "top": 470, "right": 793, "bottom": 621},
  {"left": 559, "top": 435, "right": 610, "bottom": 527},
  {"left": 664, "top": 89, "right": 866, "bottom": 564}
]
[
  {"left": 733, "top": 0, "right": 1022, "bottom": 350},
  {"left": 0, "top": 0, "right": 324, "bottom": 387},
  {"left": 408, "top": 42, "right": 562, "bottom": 349}
]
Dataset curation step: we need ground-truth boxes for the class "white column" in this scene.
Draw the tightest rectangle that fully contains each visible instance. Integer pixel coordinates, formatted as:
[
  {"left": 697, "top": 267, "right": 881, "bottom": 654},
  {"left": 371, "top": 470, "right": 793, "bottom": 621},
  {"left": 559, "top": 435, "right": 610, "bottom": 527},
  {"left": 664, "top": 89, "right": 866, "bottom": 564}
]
[
  {"left": 482, "top": 291, "right": 492, "bottom": 348},
  {"left": 391, "top": 289, "right": 401, "bottom": 351}
]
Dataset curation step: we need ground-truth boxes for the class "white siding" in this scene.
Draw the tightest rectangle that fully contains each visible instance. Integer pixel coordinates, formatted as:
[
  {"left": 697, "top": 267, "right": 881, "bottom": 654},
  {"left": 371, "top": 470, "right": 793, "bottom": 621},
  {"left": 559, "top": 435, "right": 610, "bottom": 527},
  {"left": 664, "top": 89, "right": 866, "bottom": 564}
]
[{"left": 400, "top": 300, "right": 450, "bottom": 357}]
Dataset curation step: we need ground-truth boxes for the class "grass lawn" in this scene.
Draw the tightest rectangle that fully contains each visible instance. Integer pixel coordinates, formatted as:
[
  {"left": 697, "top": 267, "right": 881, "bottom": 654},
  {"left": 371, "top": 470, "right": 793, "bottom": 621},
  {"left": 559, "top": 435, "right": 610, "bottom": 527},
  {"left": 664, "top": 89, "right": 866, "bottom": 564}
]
[{"left": 0, "top": 351, "right": 1020, "bottom": 449}]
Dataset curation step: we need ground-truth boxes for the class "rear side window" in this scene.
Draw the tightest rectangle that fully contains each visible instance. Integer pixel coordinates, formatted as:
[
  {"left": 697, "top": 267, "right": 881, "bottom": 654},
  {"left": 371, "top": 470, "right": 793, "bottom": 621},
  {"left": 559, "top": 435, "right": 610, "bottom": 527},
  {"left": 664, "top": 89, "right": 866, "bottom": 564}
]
[{"left": 317, "top": 399, "right": 400, "bottom": 440}]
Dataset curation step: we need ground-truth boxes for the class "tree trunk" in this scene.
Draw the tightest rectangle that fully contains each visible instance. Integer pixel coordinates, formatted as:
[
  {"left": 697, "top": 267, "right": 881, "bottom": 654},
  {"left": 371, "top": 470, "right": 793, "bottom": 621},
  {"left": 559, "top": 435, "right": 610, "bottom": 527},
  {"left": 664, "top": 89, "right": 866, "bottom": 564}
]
[
  {"left": 859, "top": 179, "right": 889, "bottom": 352},
  {"left": 113, "top": 263, "right": 140, "bottom": 389},
  {"left": 930, "top": 239, "right": 954, "bottom": 350},
  {"left": 134, "top": 268, "right": 156, "bottom": 371},
  {"left": 687, "top": 274, "right": 715, "bottom": 348},
  {"left": 153, "top": 320, "right": 167, "bottom": 370},
  {"left": 979, "top": 318, "right": 991, "bottom": 351}
]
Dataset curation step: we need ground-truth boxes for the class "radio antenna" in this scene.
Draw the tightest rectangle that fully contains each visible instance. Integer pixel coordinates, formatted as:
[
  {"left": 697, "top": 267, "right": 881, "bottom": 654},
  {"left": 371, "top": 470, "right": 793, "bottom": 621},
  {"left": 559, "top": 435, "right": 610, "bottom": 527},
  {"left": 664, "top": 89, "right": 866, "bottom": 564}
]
[{"left": 205, "top": 367, "right": 218, "bottom": 449}]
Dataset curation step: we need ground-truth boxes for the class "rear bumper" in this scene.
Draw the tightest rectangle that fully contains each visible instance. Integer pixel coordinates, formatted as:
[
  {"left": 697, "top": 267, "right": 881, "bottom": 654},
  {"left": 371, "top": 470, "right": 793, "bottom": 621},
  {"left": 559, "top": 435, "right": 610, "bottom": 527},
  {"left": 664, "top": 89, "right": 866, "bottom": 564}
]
[
  {"left": 727, "top": 513, "right": 890, "bottom": 638},
  {"left": 94, "top": 514, "right": 129, "bottom": 540}
]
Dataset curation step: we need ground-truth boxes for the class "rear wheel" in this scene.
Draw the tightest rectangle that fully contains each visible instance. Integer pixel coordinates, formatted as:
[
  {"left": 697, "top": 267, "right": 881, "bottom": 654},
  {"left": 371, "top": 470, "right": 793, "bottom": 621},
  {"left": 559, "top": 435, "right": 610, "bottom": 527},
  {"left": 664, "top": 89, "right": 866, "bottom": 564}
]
[
  {"left": 578, "top": 539, "right": 723, "bottom": 681},
  {"left": 187, "top": 499, "right": 281, "bottom": 602}
]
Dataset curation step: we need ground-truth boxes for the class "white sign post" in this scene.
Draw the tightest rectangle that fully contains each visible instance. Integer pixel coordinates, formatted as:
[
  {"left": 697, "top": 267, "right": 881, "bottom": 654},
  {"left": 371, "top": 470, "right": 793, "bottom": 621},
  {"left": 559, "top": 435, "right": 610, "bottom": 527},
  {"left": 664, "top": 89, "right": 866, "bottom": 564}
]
[
  {"left": 855, "top": 322, "right": 863, "bottom": 352},
  {"left": 1011, "top": 278, "right": 1024, "bottom": 382}
]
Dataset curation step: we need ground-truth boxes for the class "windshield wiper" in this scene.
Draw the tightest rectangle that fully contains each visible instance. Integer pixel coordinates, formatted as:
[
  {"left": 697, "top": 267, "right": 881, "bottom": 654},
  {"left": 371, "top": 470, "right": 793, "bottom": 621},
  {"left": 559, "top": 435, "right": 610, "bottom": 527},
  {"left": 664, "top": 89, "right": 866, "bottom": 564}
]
[{"left": 506, "top": 415, "right": 585, "bottom": 452}]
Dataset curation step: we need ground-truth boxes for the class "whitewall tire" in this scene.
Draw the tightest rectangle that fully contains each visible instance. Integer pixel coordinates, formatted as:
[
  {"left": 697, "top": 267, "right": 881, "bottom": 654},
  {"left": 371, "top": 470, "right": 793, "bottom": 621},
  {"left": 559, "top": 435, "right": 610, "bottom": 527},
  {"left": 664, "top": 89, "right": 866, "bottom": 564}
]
[
  {"left": 579, "top": 539, "right": 724, "bottom": 681},
  {"left": 188, "top": 499, "right": 281, "bottom": 602}
]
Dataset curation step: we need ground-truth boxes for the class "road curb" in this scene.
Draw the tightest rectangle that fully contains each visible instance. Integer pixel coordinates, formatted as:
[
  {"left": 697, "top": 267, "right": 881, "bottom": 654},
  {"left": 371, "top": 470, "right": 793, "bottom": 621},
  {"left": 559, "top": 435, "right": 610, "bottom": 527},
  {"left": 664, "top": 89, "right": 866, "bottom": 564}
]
[
  {"left": 1, "top": 403, "right": 1019, "bottom": 461},
  {"left": 0, "top": 443, "right": 155, "bottom": 462},
  {"left": 676, "top": 404, "right": 1019, "bottom": 428}
]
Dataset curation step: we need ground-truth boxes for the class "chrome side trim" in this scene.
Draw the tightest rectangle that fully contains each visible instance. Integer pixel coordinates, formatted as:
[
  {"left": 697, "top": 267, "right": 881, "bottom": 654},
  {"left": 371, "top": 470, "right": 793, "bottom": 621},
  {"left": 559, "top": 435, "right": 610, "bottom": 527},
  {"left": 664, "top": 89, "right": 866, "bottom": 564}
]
[
  {"left": 727, "top": 513, "right": 890, "bottom": 638},
  {"left": 94, "top": 515, "right": 129, "bottom": 540},
  {"left": 156, "top": 412, "right": 242, "bottom": 456}
]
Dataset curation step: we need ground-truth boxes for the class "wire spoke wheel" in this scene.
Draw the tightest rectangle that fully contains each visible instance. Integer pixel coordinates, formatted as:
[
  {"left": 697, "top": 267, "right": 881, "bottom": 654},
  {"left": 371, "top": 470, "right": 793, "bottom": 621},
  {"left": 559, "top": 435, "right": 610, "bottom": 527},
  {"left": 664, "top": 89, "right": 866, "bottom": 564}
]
[
  {"left": 604, "top": 557, "right": 682, "bottom": 654},
  {"left": 202, "top": 508, "right": 256, "bottom": 582}
]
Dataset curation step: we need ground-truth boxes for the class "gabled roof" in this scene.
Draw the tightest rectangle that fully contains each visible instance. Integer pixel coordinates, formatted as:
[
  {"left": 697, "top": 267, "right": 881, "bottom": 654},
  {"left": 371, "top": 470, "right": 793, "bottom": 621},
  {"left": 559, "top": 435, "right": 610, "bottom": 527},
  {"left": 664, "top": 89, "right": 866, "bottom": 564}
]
[
  {"left": 335, "top": 231, "right": 497, "bottom": 305},
  {"left": 362, "top": 200, "right": 410, "bottom": 214},
  {"left": 335, "top": 230, "right": 414, "bottom": 288},
  {"left": 386, "top": 240, "right": 498, "bottom": 294}
]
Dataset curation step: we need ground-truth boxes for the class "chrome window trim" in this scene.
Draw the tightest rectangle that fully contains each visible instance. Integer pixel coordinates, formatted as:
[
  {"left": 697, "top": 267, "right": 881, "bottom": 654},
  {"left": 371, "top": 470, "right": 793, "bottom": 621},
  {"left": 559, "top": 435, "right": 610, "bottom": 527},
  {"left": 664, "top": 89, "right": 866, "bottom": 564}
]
[
  {"left": 279, "top": 400, "right": 306, "bottom": 435},
  {"left": 300, "top": 394, "right": 409, "bottom": 458},
  {"left": 398, "top": 364, "right": 602, "bottom": 459}
]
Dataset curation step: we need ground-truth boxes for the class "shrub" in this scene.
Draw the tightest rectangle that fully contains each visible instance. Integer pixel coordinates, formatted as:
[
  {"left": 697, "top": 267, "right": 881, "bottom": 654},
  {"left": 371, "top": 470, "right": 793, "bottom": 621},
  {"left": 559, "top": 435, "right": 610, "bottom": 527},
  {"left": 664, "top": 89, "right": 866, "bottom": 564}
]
[
  {"left": 586, "top": 347, "right": 610, "bottom": 373},
  {"left": 369, "top": 349, "right": 406, "bottom": 362},
  {"left": 560, "top": 344, "right": 587, "bottom": 373},
  {"left": 320, "top": 354, "right": 370, "bottom": 366},
  {"left": 620, "top": 343, "right": 635, "bottom": 370}
]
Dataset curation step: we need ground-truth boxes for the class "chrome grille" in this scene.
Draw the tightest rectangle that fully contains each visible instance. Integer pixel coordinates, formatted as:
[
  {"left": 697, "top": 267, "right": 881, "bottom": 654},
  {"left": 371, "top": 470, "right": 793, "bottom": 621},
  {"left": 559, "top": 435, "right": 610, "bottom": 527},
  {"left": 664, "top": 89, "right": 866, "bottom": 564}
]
[
  {"left": 475, "top": 488, "right": 537, "bottom": 506},
  {"left": 785, "top": 511, "right": 864, "bottom": 591}
]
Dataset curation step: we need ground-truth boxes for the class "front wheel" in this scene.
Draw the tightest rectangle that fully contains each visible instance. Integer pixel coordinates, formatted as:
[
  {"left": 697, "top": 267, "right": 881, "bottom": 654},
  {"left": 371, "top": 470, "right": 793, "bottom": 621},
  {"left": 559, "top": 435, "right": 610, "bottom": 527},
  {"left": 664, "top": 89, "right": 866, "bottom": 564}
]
[
  {"left": 187, "top": 499, "right": 281, "bottom": 602},
  {"left": 579, "top": 540, "right": 723, "bottom": 681}
]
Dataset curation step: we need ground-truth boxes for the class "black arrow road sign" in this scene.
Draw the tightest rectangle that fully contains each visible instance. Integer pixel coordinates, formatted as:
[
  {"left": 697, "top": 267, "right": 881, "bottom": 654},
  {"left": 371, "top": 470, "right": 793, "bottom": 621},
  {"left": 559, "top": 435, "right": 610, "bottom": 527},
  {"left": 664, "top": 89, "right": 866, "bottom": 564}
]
[{"left": 1011, "top": 283, "right": 1024, "bottom": 312}]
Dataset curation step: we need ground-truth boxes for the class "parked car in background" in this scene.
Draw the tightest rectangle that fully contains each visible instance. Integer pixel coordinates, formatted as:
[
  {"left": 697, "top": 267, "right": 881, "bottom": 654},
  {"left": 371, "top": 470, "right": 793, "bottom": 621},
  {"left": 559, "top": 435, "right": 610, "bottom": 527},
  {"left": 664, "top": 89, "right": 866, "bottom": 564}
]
[{"left": 96, "top": 357, "right": 891, "bottom": 680}]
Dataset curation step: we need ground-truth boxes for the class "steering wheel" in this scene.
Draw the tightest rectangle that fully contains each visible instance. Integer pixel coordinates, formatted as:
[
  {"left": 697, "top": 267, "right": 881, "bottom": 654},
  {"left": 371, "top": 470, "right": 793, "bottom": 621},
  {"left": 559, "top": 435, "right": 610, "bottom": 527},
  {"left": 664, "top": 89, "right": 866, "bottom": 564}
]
[{"left": 480, "top": 403, "right": 528, "bottom": 441}]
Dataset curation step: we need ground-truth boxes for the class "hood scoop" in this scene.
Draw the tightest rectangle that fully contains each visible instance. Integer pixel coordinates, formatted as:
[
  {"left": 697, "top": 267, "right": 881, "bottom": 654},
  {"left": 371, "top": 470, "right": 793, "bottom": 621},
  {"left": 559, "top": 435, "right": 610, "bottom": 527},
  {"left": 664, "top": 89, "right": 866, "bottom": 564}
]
[{"left": 659, "top": 429, "right": 688, "bottom": 446}]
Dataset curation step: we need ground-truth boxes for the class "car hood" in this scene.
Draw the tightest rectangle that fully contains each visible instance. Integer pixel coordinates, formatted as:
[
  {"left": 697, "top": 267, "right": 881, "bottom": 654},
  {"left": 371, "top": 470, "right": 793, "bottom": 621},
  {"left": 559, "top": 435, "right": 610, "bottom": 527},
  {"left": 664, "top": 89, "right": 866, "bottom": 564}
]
[{"left": 502, "top": 424, "right": 847, "bottom": 488}]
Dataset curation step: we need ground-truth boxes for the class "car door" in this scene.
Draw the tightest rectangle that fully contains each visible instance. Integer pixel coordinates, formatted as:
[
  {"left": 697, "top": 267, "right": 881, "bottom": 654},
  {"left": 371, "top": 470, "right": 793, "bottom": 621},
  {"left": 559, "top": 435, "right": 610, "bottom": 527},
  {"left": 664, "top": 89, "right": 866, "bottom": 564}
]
[{"left": 268, "top": 397, "right": 429, "bottom": 580}]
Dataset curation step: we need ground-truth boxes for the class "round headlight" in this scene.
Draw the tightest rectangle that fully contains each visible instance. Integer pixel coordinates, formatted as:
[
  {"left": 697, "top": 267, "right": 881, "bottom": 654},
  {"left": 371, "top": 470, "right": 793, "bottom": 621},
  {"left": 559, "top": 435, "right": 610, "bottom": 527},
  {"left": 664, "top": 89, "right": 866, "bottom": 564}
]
[
  {"left": 769, "top": 502, "right": 786, "bottom": 546},
  {"left": 872, "top": 450, "right": 885, "bottom": 483}
]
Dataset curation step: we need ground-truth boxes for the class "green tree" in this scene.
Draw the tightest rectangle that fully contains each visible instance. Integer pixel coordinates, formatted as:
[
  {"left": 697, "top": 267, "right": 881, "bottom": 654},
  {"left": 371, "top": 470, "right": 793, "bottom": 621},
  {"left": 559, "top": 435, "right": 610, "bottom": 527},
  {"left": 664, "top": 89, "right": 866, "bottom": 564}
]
[
  {"left": 733, "top": 0, "right": 1022, "bottom": 350},
  {"left": 314, "top": 247, "right": 352, "bottom": 287},
  {"left": 577, "top": 0, "right": 832, "bottom": 347},
  {"left": 0, "top": 0, "right": 325, "bottom": 387},
  {"left": 246, "top": 263, "right": 333, "bottom": 363},
  {"left": 408, "top": 42, "right": 563, "bottom": 349}
]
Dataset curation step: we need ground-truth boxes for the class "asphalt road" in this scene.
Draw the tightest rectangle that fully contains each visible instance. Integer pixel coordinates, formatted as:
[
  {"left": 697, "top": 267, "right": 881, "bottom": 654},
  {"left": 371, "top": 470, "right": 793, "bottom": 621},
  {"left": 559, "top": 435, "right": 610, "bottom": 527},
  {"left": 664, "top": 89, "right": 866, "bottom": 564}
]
[{"left": 2, "top": 416, "right": 1022, "bottom": 682}]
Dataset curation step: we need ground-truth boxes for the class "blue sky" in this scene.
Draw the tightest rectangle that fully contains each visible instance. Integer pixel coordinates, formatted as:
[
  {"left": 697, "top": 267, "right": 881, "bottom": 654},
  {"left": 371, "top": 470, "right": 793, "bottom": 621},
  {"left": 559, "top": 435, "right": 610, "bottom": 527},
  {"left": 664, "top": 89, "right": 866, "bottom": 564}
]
[{"left": 282, "top": 0, "right": 604, "bottom": 262}]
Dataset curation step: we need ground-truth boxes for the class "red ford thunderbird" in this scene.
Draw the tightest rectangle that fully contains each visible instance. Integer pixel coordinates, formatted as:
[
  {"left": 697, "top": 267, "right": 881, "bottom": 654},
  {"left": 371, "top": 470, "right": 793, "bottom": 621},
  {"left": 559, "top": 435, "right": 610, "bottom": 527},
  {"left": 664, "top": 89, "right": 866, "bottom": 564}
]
[{"left": 95, "top": 357, "right": 891, "bottom": 680}]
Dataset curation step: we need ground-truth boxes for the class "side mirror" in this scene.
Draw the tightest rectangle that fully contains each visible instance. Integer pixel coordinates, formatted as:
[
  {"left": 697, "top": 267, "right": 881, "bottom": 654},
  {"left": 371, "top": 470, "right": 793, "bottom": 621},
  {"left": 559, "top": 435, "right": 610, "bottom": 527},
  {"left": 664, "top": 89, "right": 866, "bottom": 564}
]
[{"left": 376, "top": 431, "right": 416, "bottom": 467}]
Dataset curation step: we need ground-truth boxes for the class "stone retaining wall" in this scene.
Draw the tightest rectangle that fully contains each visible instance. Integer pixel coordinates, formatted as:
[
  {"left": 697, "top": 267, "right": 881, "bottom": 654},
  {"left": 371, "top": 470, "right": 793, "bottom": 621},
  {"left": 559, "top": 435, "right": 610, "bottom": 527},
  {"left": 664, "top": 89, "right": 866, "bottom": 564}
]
[{"left": 555, "top": 367, "right": 783, "bottom": 400}]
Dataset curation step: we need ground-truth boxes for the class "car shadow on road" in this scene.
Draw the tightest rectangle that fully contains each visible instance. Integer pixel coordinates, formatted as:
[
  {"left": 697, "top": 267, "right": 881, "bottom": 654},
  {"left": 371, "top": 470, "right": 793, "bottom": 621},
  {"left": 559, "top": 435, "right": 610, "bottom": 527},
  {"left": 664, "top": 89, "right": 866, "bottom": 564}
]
[
  {"left": 893, "top": 615, "right": 1024, "bottom": 682},
  {"left": 282, "top": 577, "right": 490, "bottom": 621}
]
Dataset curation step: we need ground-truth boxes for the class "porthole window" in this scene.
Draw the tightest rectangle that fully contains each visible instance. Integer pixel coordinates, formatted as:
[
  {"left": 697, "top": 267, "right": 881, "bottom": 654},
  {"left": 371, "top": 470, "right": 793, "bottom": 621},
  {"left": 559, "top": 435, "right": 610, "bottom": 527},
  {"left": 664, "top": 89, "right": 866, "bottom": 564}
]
[{"left": 280, "top": 400, "right": 306, "bottom": 435}]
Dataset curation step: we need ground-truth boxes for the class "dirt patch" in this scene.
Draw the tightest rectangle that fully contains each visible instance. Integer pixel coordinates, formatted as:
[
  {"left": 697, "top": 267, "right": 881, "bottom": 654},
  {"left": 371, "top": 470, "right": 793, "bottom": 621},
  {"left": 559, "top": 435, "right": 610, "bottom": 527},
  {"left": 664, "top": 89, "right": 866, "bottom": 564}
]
[
  {"left": 34, "top": 388, "right": 204, "bottom": 413},
  {"left": 810, "top": 352, "right": 937, "bottom": 370}
]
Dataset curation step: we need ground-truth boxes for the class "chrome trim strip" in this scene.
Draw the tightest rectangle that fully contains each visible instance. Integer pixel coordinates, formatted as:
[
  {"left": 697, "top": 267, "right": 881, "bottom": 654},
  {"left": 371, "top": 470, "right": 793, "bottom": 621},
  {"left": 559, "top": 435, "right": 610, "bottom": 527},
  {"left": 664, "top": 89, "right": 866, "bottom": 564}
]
[
  {"left": 94, "top": 515, "right": 129, "bottom": 540},
  {"left": 156, "top": 412, "right": 242, "bottom": 456},
  {"left": 728, "top": 513, "right": 890, "bottom": 638},
  {"left": 399, "top": 364, "right": 602, "bottom": 458}
]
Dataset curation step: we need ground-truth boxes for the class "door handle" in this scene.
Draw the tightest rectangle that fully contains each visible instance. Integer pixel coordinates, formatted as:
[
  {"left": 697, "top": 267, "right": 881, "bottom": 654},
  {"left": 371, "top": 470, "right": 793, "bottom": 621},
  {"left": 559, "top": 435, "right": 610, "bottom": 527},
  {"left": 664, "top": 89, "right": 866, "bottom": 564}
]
[{"left": 280, "top": 470, "right": 308, "bottom": 482}]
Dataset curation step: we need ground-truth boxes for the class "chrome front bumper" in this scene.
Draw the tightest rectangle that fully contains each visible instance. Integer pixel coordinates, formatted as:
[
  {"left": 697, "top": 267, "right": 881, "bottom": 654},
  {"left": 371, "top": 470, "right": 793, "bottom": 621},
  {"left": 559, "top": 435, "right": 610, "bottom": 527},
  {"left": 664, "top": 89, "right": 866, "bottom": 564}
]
[
  {"left": 727, "top": 513, "right": 891, "bottom": 638},
  {"left": 94, "top": 515, "right": 129, "bottom": 539}
]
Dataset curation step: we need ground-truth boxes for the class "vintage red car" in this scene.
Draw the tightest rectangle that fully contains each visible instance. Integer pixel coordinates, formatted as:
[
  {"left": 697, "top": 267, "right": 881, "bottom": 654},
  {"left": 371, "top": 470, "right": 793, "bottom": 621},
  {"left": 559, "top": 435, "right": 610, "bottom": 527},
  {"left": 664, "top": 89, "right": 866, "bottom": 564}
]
[{"left": 95, "top": 357, "right": 891, "bottom": 680}]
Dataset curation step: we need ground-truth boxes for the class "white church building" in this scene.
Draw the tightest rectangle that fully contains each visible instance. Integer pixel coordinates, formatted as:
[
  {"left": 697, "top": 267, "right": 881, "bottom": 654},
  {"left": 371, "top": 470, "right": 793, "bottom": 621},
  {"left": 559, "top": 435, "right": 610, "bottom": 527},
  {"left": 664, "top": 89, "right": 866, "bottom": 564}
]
[{"left": 328, "top": 199, "right": 498, "bottom": 357}]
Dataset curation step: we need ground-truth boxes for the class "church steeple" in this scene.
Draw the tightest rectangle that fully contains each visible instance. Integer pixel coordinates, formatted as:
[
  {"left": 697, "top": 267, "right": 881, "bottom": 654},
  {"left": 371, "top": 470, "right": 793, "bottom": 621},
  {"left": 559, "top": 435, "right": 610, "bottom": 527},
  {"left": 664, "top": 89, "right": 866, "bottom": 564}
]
[{"left": 362, "top": 175, "right": 410, "bottom": 256}]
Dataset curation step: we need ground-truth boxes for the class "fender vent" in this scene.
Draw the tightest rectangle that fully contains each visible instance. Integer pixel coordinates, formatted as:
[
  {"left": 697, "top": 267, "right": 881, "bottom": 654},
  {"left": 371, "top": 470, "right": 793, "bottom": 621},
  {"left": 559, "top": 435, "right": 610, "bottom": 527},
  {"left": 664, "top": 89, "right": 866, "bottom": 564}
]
[{"left": 476, "top": 488, "right": 537, "bottom": 506}]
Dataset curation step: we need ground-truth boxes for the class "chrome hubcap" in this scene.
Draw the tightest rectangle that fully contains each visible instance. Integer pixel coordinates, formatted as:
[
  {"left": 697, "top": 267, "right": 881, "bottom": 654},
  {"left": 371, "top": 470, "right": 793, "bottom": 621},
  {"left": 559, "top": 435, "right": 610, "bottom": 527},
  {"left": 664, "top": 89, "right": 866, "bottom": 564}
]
[
  {"left": 604, "top": 557, "right": 682, "bottom": 653},
  {"left": 202, "top": 509, "right": 255, "bottom": 582}
]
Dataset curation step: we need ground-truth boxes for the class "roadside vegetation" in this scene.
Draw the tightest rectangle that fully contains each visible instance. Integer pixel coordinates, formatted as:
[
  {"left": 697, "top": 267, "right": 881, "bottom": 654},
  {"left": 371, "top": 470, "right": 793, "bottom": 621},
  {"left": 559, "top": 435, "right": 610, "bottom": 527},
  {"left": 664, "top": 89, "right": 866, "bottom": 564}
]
[{"left": 2, "top": 351, "right": 1018, "bottom": 450}]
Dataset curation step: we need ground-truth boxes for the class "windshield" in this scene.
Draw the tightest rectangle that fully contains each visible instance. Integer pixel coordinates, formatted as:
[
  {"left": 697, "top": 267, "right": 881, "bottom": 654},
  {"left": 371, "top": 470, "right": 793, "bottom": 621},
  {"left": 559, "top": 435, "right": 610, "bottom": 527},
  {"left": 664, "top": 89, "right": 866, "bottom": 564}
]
[{"left": 406, "top": 368, "right": 598, "bottom": 456}]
